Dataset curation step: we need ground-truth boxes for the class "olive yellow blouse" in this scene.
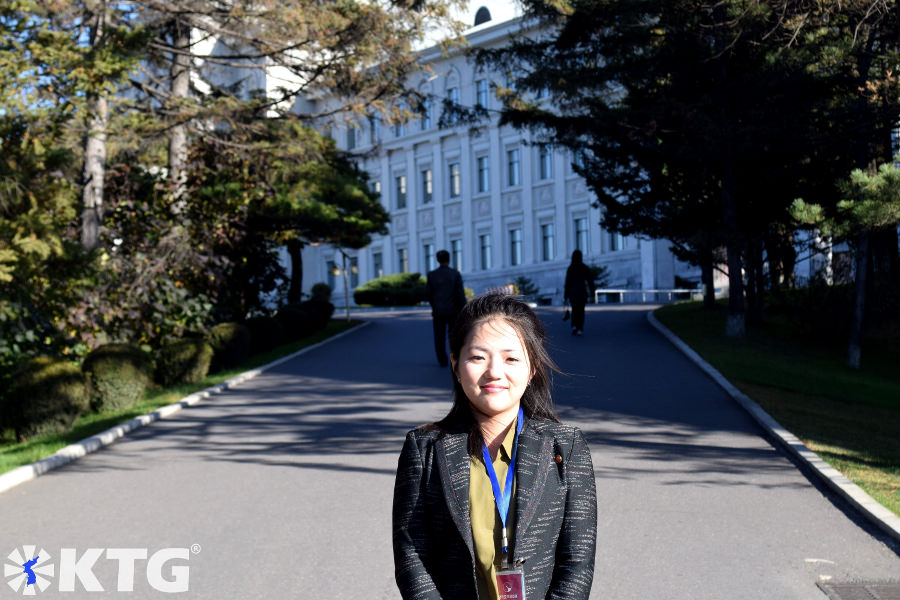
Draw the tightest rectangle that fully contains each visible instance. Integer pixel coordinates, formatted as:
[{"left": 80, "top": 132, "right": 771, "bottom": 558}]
[{"left": 469, "top": 420, "right": 518, "bottom": 600}]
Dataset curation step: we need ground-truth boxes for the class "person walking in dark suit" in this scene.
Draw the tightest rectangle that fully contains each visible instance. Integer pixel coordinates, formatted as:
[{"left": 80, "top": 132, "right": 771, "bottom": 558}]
[
  {"left": 426, "top": 249, "right": 466, "bottom": 367},
  {"left": 564, "top": 250, "right": 595, "bottom": 336},
  {"left": 393, "top": 294, "right": 597, "bottom": 599}
]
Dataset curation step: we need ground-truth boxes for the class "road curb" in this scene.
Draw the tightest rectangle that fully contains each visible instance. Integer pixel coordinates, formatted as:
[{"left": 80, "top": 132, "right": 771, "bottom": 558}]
[
  {"left": 647, "top": 311, "right": 900, "bottom": 546},
  {"left": 0, "top": 320, "right": 372, "bottom": 495}
]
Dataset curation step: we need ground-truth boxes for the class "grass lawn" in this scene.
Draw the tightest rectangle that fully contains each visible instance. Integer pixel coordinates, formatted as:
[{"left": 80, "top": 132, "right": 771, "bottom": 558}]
[
  {"left": 0, "top": 319, "right": 363, "bottom": 476},
  {"left": 655, "top": 301, "right": 900, "bottom": 517}
]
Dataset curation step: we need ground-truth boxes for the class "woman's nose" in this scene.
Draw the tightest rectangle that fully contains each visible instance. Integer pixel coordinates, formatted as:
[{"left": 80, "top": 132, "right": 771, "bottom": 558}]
[{"left": 485, "top": 357, "right": 503, "bottom": 377}]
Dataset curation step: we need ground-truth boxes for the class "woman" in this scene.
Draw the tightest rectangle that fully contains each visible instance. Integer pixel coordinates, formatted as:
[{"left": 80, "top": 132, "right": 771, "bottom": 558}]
[
  {"left": 564, "top": 250, "right": 594, "bottom": 336},
  {"left": 393, "top": 294, "right": 597, "bottom": 599}
]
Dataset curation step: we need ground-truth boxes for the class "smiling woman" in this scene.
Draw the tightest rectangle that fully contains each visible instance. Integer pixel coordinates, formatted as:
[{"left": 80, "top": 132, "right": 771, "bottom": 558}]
[{"left": 392, "top": 294, "right": 597, "bottom": 600}]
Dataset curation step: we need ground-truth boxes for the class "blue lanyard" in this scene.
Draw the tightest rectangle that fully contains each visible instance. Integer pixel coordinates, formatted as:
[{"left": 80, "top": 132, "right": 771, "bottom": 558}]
[{"left": 480, "top": 406, "right": 524, "bottom": 557}]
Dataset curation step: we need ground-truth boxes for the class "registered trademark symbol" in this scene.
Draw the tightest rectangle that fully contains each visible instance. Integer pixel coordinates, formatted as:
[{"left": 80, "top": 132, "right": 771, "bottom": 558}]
[{"left": 190, "top": 544, "right": 201, "bottom": 555}]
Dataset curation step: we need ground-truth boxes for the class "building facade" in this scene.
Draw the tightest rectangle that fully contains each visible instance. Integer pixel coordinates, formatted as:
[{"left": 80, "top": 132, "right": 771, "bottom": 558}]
[{"left": 299, "top": 13, "right": 697, "bottom": 305}]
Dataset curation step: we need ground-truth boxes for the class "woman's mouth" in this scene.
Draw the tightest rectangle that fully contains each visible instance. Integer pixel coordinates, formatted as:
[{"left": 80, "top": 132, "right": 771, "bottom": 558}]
[{"left": 481, "top": 385, "right": 507, "bottom": 393}]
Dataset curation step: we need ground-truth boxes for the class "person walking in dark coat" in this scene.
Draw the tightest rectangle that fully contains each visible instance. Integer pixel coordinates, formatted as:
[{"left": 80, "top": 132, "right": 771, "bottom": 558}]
[
  {"left": 426, "top": 249, "right": 466, "bottom": 367},
  {"left": 393, "top": 294, "right": 597, "bottom": 599},
  {"left": 564, "top": 250, "right": 594, "bottom": 336}
]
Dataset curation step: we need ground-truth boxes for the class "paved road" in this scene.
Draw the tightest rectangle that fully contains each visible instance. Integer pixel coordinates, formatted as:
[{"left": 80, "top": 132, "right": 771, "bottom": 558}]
[{"left": 1, "top": 307, "right": 898, "bottom": 599}]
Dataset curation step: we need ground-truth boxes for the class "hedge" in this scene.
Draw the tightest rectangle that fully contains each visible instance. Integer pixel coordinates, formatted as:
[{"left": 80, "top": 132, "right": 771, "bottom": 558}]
[
  {"left": 2, "top": 356, "right": 89, "bottom": 441},
  {"left": 82, "top": 343, "right": 153, "bottom": 412},
  {"left": 155, "top": 338, "right": 214, "bottom": 387},
  {"left": 353, "top": 272, "right": 427, "bottom": 306},
  {"left": 208, "top": 322, "right": 252, "bottom": 371}
]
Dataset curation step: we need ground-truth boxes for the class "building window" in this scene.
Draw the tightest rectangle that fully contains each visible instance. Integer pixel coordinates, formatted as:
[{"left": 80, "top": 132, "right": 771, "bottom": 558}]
[
  {"left": 571, "top": 148, "right": 585, "bottom": 172},
  {"left": 575, "top": 217, "right": 589, "bottom": 253},
  {"left": 397, "top": 247, "right": 409, "bottom": 273},
  {"left": 476, "top": 79, "right": 489, "bottom": 108},
  {"left": 420, "top": 97, "right": 432, "bottom": 131},
  {"left": 610, "top": 232, "right": 624, "bottom": 252},
  {"left": 541, "top": 223, "right": 555, "bottom": 261},
  {"left": 507, "top": 149, "right": 520, "bottom": 187},
  {"left": 539, "top": 144, "right": 552, "bottom": 180},
  {"left": 446, "top": 87, "right": 459, "bottom": 124},
  {"left": 423, "top": 243, "right": 435, "bottom": 272},
  {"left": 509, "top": 228, "right": 522, "bottom": 266},
  {"left": 421, "top": 168, "right": 433, "bottom": 204},
  {"left": 371, "top": 179, "right": 381, "bottom": 196},
  {"left": 372, "top": 252, "right": 383, "bottom": 279},
  {"left": 346, "top": 127, "right": 356, "bottom": 151},
  {"left": 395, "top": 175, "right": 407, "bottom": 209},
  {"left": 451, "top": 238, "right": 463, "bottom": 271},
  {"left": 393, "top": 120, "right": 406, "bottom": 138},
  {"left": 449, "top": 162, "right": 461, "bottom": 198},
  {"left": 326, "top": 260, "right": 337, "bottom": 290},
  {"left": 479, "top": 234, "right": 492, "bottom": 270},
  {"left": 368, "top": 117, "right": 381, "bottom": 145},
  {"left": 477, "top": 156, "right": 489, "bottom": 193},
  {"left": 349, "top": 256, "right": 359, "bottom": 289}
]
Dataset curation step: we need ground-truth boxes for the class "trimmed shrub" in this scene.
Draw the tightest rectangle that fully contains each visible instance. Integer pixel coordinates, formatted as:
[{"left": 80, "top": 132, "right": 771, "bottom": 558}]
[
  {"left": 155, "top": 338, "right": 214, "bottom": 386},
  {"left": 208, "top": 322, "right": 251, "bottom": 371},
  {"left": 3, "top": 357, "right": 88, "bottom": 441},
  {"left": 82, "top": 344, "right": 153, "bottom": 412},
  {"left": 301, "top": 299, "right": 335, "bottom": 330},
  {"left": 275, "top": 300, "right": 335, "bottom": 342},
  {"left": 244, "top": 316, "right": 283, "bottom": 355},
  {"left": 275, "top": 304, "right": 317, "bottom": 341},
  {"left": 310, "top": 282, "right": 332, "bottom": 302},
  {"left": 353, "top": 272, "right": 427, "bottom": 306}
]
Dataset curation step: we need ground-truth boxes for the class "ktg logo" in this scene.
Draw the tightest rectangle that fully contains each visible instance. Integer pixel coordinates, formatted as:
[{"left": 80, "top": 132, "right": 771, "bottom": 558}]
[{"left": 5, "top": 545, "right": 198, "bottom": 595}]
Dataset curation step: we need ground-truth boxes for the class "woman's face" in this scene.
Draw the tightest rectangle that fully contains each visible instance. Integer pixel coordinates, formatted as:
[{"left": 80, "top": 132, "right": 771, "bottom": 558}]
[{"left": 452, "top": 318, "right": 532, "bottom": 425}]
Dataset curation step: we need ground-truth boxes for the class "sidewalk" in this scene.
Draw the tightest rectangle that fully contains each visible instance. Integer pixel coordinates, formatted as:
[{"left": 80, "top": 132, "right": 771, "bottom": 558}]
[{"left": 0, "top": 307, "right": 897, "bottom": 599}]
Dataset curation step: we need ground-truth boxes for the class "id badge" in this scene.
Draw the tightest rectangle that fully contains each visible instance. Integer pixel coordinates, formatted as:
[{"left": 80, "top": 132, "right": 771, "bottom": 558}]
[{"left": 496, "top": 567, "right": 526, "bottom": 600}]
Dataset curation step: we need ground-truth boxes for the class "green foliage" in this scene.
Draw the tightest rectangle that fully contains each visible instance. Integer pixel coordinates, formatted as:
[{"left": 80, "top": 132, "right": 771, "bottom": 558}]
[
  {"left": 766, "top": 284, "right": 855, "bottom": 342},
  {"left": 208, "top": 322, "right": 252, "bottom": 372},
  {"left": 793, "top": 156, "right": 900, "bottom": 238},
  {"left": 275, "top": 300, "right": 335, "bottom": 341},
  {"left": 586, "top": 264, "right": 610, "bottom": 288},
  {"left": 300, "top": 299, "right": 336, "bottom": 329},
  {"left": 244, "top": 316, "right": 283, "bottom": 355},
  {"left": 353, "top": 273, "right": 427, "bottom": 306},
  {"left": 513, "top": 276, "right": 538, "bottom": 298},
  {"left": 155, "top": 338, "right": 214, "bottom": 387},
  {"left": 2, "top": 357, "right": 88, "bottom": 441},
  {"left": 311, "top": 282, "right": 332, "bottom": 302},
  {"left": 82, "top": 343, "right": 152, "bottom": 412}
]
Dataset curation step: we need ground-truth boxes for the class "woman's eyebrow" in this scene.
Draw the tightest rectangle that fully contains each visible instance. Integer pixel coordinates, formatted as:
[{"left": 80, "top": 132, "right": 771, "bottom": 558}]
[{"left": 468, "top": 345, "right": 522, "bottom": 353}]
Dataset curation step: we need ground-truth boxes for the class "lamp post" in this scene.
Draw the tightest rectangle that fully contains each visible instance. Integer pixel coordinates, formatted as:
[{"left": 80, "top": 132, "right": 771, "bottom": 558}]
[{"left": 332, "top": 249, "right": 357, "bottom": 322}]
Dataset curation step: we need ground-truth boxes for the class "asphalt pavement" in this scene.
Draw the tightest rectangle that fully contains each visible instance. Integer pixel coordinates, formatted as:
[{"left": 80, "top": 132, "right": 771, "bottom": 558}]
[{"left": 1, "top": 306, "right": 898, "bottom": 599}]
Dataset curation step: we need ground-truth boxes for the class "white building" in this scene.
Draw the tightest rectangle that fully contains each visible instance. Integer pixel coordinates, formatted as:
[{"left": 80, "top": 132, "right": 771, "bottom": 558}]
[{"left": 299, "top": 9, "right": 697, "bottom": 305}]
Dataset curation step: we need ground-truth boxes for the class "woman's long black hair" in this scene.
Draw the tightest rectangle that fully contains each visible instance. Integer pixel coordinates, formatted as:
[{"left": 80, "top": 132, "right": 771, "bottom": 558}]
[{"left": 434, "top": 294, "right": 561, "bottom": 454}]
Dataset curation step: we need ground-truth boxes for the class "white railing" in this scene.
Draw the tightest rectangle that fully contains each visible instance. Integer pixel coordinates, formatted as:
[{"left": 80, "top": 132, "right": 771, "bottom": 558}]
[{"left": 594, "top": 288, "right": 703, "bottom": 304}]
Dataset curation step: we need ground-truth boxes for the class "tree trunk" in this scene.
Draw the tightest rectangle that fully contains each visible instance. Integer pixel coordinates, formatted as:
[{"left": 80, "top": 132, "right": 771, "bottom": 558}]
[
  {"left": 287, "top": 239, "right": 304, "bottom": 304},
  {"left": 80, "top": 5, "right": 108, "bottom": 251},
  {"left": 722, "top": 163, "right": 745, "bottom": 337},
  {"left": 168, "top": 17, "right": 191, "bottom": 205},
  {"left": 81, "top": 92, "right": 107, "bottom": 251},
  {"left": 847, "top": 231, "right": 869, "bottom": 369},
  {"left": 701, "top": 252, "right": 716, "bottom": 309}
]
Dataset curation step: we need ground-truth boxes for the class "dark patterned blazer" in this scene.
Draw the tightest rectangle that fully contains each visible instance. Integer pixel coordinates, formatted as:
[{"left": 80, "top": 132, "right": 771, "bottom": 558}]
[{"left": 392, "top": 415, "right": 597, "bottom": 599}]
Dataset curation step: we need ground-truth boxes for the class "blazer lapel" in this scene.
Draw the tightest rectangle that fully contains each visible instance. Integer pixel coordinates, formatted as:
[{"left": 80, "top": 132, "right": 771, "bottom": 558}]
[
  {"left": 435, "top": 430, "right": 474, "bottom": 555},
  {"left": 514, "top": 419, "right": 552, "bottom": 546}
]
